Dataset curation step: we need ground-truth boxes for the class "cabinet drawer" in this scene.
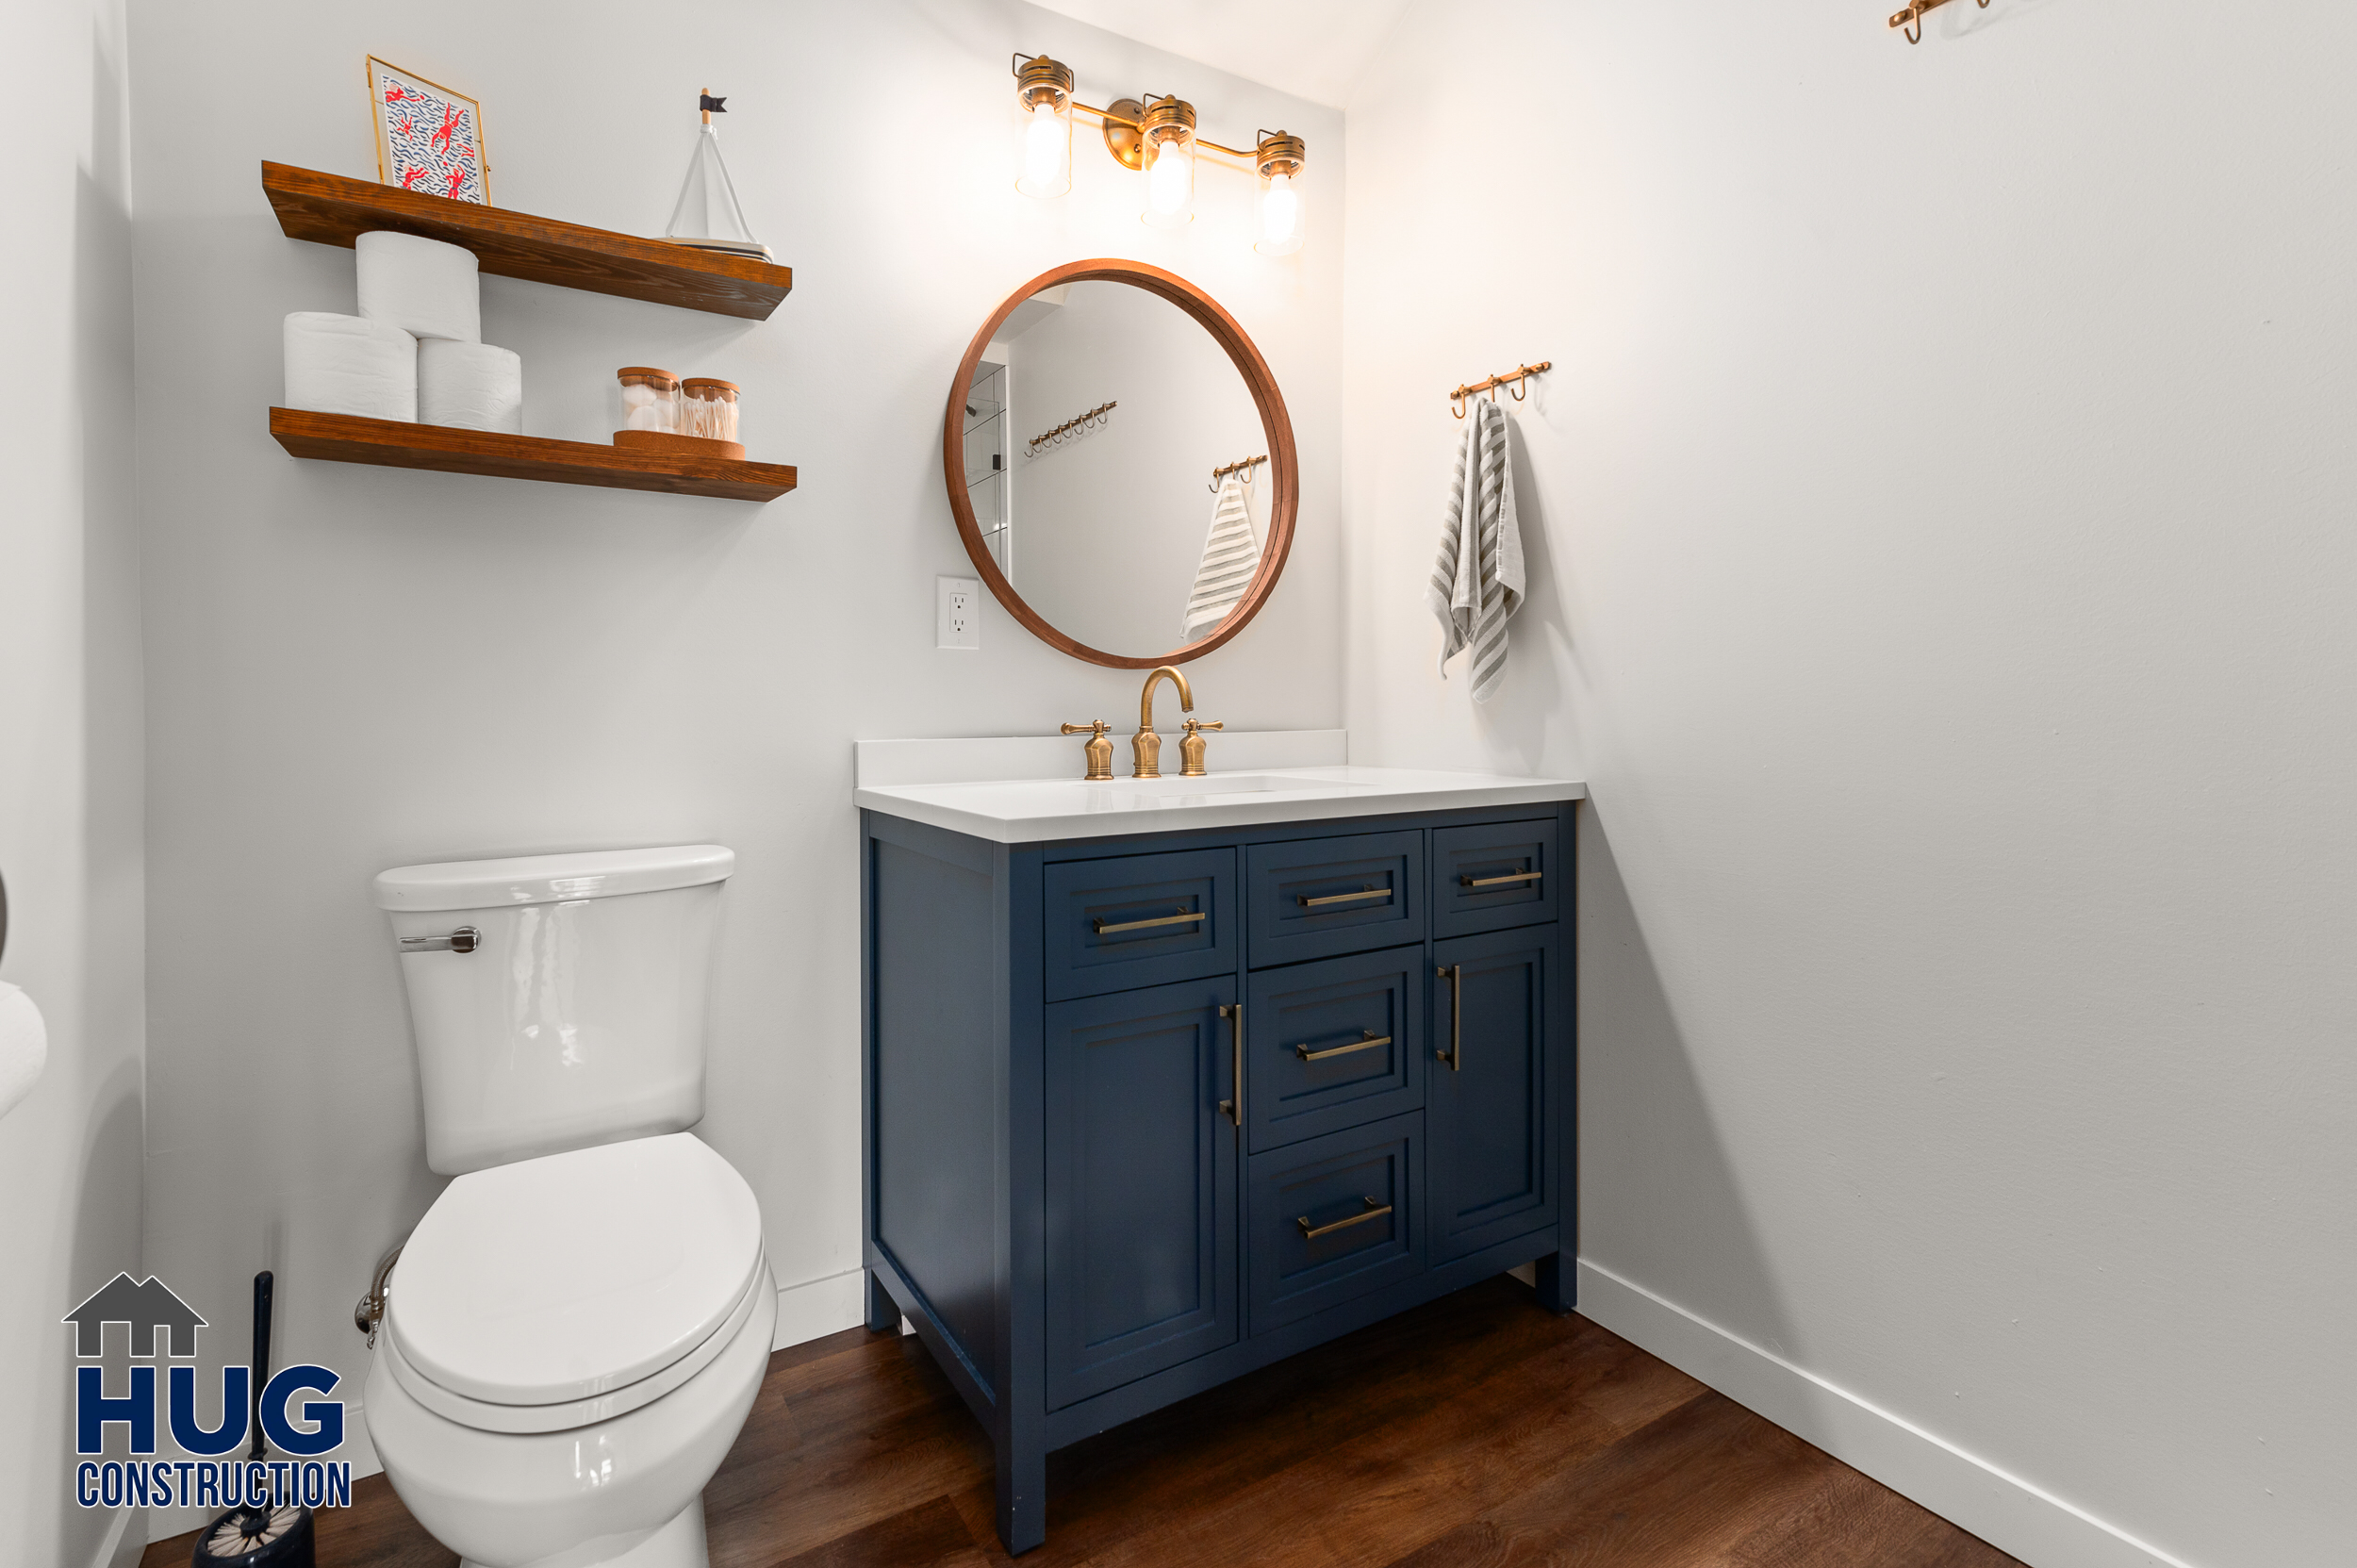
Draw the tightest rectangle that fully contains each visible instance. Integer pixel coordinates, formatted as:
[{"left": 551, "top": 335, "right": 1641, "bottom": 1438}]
[
  {"left": 1244, "top": 946, "right": 1424, "bottom": 1153},
  {"left": 1246, "top": 1112, "right": 1424, "bottom": 1333},
  {"left": 1046, "top": 848, "right": 1238, "bottom": 1002},
  {"left": 1244, "top": 830, "right": 1423, "bottom": 967},
  {"left": 1431, "top": 819, "right": 1558, "bottom": 938}
]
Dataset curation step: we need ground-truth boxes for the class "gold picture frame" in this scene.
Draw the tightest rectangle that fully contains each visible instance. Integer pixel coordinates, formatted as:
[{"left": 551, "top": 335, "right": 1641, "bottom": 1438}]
[{"left": 367, "top": 57, "right": 490, "bottom": 205}]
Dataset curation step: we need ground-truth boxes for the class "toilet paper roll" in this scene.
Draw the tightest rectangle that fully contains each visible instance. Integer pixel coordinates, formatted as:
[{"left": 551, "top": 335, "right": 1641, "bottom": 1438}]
[
  {"left": 355, "top": 230, "right": 482, "bottom": 343},
  {"left": 419, "top": 339, "right": 523, "bottom": 433},
  {"left": 283, "top": 312, "right": 417, "bottom": 421},
  {"left": 0, "top": 982, "right": 48, "bottom": 1122}
]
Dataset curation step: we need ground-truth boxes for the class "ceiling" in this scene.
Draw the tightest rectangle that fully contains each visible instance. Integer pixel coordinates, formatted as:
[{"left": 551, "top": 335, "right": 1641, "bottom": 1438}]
[{"left": 1025, "top": 0, "right": 1412, "bottom": 109}]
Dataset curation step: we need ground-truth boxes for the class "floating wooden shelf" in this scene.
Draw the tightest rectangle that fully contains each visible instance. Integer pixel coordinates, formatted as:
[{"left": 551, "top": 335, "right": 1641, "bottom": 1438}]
[
  {"left": 270, "top": 408, "right": 797, "bottom": 502},
  {"left": 261, "top": 161, "right": 792, "bottom": 320}
]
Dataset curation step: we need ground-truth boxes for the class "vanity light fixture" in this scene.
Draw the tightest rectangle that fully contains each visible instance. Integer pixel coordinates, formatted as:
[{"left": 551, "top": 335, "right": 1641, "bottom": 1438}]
[
  {"left": 1014, "top": 55, "right": 1073, "bottom": 197},
  {"left": 1012, "top": 54, "right": 1307, "bottom": 254}
]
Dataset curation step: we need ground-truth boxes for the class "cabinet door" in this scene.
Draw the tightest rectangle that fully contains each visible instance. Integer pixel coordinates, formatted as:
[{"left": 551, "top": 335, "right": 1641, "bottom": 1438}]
[
  {"left": 1426, "top": 927, "right": 1558, "bottom": 1263},
  {"left": 1045, "top": 976, "right": 1241, "bottom": 1409}
]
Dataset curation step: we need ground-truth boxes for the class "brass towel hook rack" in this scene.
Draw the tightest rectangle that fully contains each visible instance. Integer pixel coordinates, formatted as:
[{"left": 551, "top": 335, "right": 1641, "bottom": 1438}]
[
  {"left": 1889, "top": 0, "right": 1989, "bottom": 44},
  {"left": 1209, "top": 454, "right": 1268, "bottom": 492},
  {"left": 1449, "top": 361, "right": 1552, "bottom": 420}
]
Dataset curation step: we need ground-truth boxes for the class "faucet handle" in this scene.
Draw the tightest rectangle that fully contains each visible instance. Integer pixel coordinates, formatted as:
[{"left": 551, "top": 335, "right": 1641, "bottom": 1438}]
[
  {"left": 1060, "top": 720, "right": 1115, "bottom": 782},
  {"left": 1178, "top": 718, "right": 1223, "bottom": 779}
]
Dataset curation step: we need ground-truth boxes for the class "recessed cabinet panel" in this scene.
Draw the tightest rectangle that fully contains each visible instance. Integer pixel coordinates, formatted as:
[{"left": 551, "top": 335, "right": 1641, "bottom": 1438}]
[
  {"left": 1244, "top": 946, "right": 1425, "bottom": 1153},
  {"left": 1245, "top": 830, "right": 1423, "bottom": 967},
  {"left": 1044, "top": 976, "right": 1240, "bottom": 1409},
  {"left": 1431, "top": 820, "right": 1558, "bottom": 939},
  {"left": 1245, "top": 1113, "right": 1424, "bottom": 1332},
  {"left": 1427, "top": 927, "right": 1558, "bottom": 1263},
  {"left": 1046, "top": 847, "right": 1237, "bottom": 1001}
]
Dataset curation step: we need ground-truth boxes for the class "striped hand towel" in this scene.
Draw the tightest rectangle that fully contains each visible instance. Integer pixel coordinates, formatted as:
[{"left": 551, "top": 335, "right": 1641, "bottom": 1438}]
[
  {"left": 1182, "top": 473, "right": 1262, "bottom": 642},
  {"left": 1426, "top": 399, "right": 1525, "bottom": 702}
]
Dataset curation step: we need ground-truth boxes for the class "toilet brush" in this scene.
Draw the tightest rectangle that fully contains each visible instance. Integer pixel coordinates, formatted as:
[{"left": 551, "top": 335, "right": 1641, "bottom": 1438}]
[{"left": 193, "top": 1271, "right": 316, "bottom": 1567}]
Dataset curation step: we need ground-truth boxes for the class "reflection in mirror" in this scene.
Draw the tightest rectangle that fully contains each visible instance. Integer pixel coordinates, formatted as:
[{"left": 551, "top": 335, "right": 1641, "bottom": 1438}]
[{"left": 959, "top": 280, "right": 1270, "bottom": 659}]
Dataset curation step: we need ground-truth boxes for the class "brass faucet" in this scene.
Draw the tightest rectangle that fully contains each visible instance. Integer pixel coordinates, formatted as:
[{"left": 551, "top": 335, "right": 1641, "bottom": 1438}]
[
  {"left": 1132, "top": 666, "right": 1194, "bottom": 779},
  {"left": 1059, "top": 719, "right": 1114, "bottom": 781}
]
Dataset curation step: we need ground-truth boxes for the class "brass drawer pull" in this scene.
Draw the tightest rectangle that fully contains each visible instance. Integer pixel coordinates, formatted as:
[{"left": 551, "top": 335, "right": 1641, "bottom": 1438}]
[
  {"left": 1297, "top": 885, "right": 1392, "bottom": 909},
  {"left": 1459, "top": 869, "right": 1541, "bottom": 889},
  {"left": 1093, "top": 906, "right": 1205, "bottom": 935},
  {"left": 1297, "top": 1197, "right": 1391, "bottom": 1241},
  {"left": 1218, "top": 1003, "right": 1244, "bottom": 1129},
  {"left": 1437, "top": 965, "right": 1461, "bottom": 1071},
  {"left": 1295, "top": 1031, "right": 1390, "bottom": 1063}
]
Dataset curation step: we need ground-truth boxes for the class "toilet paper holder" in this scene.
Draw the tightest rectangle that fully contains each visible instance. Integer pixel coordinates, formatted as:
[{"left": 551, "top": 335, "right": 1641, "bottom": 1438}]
[{"left": 401, "top": 925, "right": 482, "bottom": 954}]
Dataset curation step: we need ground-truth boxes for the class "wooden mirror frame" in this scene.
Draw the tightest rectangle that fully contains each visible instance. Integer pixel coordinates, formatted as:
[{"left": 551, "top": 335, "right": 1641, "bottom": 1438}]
[{"left": 942, "top": 259, "right": 1299, "bottom": 668}]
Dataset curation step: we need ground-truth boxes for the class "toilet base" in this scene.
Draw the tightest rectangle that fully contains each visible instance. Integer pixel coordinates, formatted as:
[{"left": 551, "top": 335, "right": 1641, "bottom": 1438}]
[{"left": 460, "top": 1498, "right": 707, "bottom": 1568}]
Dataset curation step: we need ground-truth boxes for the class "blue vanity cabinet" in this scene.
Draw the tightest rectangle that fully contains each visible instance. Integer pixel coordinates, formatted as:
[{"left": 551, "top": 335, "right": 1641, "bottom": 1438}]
[{"left": 861, "top": 799, "right": 1575, "bottom": 1554}]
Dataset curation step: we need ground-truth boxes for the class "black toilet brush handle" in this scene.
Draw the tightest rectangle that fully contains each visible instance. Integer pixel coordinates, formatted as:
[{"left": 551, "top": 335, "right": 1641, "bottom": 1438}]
[{"left": 248, "top": 1271, "right": 272, "bottom": 1463}]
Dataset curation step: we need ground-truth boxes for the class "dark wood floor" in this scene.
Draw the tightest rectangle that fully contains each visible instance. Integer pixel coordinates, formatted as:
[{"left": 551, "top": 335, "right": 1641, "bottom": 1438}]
[{"left": 143, "top": 1277, "right": 2020, "bottom": 1568}]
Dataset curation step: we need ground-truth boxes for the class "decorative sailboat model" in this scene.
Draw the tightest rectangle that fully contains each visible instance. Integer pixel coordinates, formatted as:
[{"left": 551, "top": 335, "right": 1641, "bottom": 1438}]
[{"left": 664, "top": 90, "right": 772, "bottom": 262}]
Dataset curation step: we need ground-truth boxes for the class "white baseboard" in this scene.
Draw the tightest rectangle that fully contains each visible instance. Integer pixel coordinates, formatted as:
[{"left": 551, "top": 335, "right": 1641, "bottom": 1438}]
[
  {"left": 92, "top": 1503, "right": 143, "bottom": 1568},
  {"left": 1574, "top": 1260, "right": 2198, "bottom": 1568},
  {"left": 772, "top": 1266, "right": 866, "bottom": 1350}
]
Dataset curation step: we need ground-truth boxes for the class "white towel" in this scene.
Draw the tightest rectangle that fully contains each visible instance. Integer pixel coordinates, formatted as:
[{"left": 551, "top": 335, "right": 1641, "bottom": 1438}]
[
  {"left": 1181, "top": 473, "right": 1263, "bottom": 642},
  {"left": 1426, "top": 399, "right": 1524, "bottom": 701}
]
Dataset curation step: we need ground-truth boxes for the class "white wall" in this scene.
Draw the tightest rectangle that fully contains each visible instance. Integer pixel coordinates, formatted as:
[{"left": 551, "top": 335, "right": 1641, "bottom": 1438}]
[
  {"left": 125, "top": 0, "right": 1339, "bottom": 1535},
  {"left": 1006, "top": 281, "right": 1268, "bottom": 652},
  {"left": 0, "top": 2, "right": 148, "bottom": 1565},
  {"left": 1343, "top": 4, "right": 2355, "bottom": 1566}
]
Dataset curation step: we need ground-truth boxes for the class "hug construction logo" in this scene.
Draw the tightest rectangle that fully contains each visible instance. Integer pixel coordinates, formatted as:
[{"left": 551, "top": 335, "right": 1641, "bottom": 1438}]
[{"left": 62, "top": 1273, "right": 353, "bottom": 1512}]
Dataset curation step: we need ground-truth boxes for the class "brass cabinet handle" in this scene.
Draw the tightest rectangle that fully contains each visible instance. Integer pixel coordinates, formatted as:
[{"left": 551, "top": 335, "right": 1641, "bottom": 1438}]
[
  {"left": 1459, "top": 869, "right": 1541, "bottom": 888},
  {"left": 1094, "top": 906, "right": 1206, "bottom": 935},
  {"left": 1217, "top": 1003, "right": 1244, "bottom": 1128},
  {"left": 1295, "top": 1031, "right": 1390, "bottom": 1063},
  {"left": 1298, "top": 1197, "right": 1391, "bottom": 1240},
  {"left": 1436, "top": 965, "right": 1461, "bottom": 1071},
  {"left": 1297, "top": 884, "right": 1392, "bottom": 909}
]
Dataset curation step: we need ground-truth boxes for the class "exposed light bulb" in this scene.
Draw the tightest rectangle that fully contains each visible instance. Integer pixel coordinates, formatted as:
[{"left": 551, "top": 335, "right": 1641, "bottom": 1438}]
[
  {"left": 1257, "top": 172, "right": 1301, "bottom": 256},
  {"left": 1018, "top": 101, "right": 1069, "bottom": 198},
  {"left": 1145, "top": 136, "right": 1194, "bottom": 227}
]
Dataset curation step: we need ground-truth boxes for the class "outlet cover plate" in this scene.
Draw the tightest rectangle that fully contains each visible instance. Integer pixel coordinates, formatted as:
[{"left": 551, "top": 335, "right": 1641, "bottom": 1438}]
[{"left": 937, "top": 576, "right": 981, "bottom": 650}]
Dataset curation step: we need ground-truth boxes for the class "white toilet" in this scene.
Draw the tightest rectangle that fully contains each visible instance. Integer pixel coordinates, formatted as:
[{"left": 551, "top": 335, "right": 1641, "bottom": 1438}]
[{"left": 363, "top": 845, "right": 775, "bottom": 1568}]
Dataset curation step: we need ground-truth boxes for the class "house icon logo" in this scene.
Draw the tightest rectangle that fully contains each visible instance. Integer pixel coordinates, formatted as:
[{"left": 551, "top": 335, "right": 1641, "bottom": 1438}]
[{"left": 62, "top": 1273, "right": 207, "bottom": 1359}]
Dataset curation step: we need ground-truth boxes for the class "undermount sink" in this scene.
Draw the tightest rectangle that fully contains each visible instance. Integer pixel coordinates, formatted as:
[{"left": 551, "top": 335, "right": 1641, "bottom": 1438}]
[{"left": 1081, "top": 772, "right": 1347, "bottom": 798}]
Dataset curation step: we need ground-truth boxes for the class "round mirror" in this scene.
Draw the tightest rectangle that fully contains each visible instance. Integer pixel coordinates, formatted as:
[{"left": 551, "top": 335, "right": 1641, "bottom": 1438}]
[{"left": 943, "top": 260, "right": 1297, "bottom": 668}]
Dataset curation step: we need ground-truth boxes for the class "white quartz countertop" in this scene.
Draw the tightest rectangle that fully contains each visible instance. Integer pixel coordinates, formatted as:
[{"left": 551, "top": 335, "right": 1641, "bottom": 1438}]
[{"left": 854, "top": 734, "right": 1584, "bottom": 844}]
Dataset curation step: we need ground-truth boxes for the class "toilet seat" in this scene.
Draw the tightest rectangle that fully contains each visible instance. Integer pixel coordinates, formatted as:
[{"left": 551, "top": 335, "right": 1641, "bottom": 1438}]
[{"left": 385, "top": 1132, "right": 765, "bottom": 1429}]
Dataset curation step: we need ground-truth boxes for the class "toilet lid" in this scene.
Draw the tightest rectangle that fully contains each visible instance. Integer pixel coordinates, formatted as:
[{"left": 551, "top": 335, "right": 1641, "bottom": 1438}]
[{"left": 387, "top": 1132, "right": 764, "bottom": 1406}]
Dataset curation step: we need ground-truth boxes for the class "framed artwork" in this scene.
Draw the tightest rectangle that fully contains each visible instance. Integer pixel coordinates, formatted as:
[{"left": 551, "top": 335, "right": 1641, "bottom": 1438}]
[{"left": 368, "top": 57, "right": 489, "bottom": 205}]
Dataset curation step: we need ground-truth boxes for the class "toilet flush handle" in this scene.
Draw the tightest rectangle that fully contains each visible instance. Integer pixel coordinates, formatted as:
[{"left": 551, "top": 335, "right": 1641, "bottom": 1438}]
[{"left": 400, "top": 925, "right": 483, "bottom": 954}]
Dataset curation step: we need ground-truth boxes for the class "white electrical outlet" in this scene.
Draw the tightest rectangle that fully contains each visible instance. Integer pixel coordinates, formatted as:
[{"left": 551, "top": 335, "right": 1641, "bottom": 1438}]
[{"left": 937, "top": 576, "right": 981, "bottom": 650}]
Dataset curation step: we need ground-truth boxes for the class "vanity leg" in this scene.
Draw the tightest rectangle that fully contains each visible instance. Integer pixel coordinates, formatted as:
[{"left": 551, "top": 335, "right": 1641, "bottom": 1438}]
[
  {"left": 1533, "top": 1249, "right": 1576, "bottom": 1315},
  {"left": 995, "top": 1431, "right": 1047, "bottom": 1554},
  {"left": 865, "top": 1268, "right": 901, "bottom": 1333}
]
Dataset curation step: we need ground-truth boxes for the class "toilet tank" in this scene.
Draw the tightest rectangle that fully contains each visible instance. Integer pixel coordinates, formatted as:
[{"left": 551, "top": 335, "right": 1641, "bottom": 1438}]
[{"left": 373, "top": 845, "right": 733, "bottom": 1176}]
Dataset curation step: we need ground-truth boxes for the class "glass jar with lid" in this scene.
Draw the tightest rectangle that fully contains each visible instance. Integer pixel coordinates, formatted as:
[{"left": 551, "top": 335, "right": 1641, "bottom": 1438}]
[
  {"left": 681, "top": 378, "right": 740, "bottom": 443},
  {"left": 615, "top": 367, "right": 682, "bottom": 434}
]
